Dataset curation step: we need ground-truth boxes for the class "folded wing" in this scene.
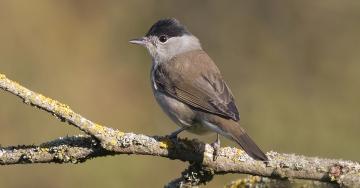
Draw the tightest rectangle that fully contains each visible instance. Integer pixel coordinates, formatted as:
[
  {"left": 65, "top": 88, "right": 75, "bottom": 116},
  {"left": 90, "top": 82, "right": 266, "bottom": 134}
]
[{"left": 153, "top": 50, "right": 240, "bottom": 121}]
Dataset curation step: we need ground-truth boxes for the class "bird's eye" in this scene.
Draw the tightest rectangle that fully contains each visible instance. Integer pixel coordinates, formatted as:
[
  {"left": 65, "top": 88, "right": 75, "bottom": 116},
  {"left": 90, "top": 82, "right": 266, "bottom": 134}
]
[{"left": 159, "top": 35, "right": 168, "bottom": 43}]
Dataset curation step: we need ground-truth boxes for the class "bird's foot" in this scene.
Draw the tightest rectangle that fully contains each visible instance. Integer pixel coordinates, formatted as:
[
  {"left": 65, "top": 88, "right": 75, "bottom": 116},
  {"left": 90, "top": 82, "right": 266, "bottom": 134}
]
[
  {"left": 165, "top": 127, "right": 187, "bottom": 142},
  {"left": 211, "top": 141, "right": 220, "bottom": 161},
  {"left": 165, "top": 132, "right": 179, "bottom": 142},
  {"left": 211, "top": 134, "right": 221, "bottom": 161}
]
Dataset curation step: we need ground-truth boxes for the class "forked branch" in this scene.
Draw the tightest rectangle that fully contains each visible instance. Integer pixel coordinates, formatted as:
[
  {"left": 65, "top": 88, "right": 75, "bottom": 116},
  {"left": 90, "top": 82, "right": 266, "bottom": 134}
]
[{"left": 0, "top": 73, "right": 359, "bottom": 187}]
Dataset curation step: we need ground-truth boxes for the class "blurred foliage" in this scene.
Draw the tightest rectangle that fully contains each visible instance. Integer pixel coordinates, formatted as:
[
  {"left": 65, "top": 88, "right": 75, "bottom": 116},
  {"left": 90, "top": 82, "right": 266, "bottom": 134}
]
[{"left": 0, "top": 1, "right": 359, "bottom": 187}]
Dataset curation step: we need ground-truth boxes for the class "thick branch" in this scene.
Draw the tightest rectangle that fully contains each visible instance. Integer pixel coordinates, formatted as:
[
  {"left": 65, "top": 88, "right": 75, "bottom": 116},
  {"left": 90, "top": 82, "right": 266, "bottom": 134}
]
[
  {"left": 1, "top": 133, "right": 359, "bottom": 187},
  {"left": 1, "top": 73, "right": 360, "bottom": 187},
  {"left": 225, "top": 176, "right": 339, "bottom": 188},
  {"left": 0, "top": 135, "right": 110, "bottom": 164}
]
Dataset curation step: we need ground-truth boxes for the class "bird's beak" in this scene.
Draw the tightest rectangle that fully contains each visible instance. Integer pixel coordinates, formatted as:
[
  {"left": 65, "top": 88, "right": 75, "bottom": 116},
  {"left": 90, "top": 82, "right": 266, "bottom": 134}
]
[{"left": 129, "top": 37, "right": 147, "bottom": 46}]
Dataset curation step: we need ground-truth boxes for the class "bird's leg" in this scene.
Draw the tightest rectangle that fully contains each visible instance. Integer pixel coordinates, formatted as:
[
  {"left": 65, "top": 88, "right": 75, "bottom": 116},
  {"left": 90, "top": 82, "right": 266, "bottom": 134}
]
[
  {"left": 211, "top": 133, "right": 221, "bottom": 161},
  {"left": 166, "top": 127, "right": 187, "bottom": 140}
]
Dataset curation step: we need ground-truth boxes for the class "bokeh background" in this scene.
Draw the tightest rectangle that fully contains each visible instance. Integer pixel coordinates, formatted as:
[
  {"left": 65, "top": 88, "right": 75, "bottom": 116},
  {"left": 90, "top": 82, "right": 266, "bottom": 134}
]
[{"left": 0, "top": 1, "right": 359, "bottom": 187}]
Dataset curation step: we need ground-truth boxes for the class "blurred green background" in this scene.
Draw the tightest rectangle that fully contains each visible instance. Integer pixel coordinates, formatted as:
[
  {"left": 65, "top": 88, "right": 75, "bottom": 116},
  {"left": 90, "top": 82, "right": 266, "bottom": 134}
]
[{"left": 0, "top": 1, "right": 359, "bottom": 187}]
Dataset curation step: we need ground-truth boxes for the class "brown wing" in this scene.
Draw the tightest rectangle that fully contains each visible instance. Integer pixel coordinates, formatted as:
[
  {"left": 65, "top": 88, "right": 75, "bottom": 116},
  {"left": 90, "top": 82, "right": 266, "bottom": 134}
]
[{"left": 153, "top": 50, "right": 240, "bottom": 121}]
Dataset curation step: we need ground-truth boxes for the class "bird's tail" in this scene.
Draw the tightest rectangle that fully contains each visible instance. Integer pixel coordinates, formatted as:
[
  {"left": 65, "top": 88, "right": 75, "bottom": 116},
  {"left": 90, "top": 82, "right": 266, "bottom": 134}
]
[
  {"left": 229, "top": 126, "right": 268, "bottom": 161},
  {"left": 207, "top": 118, "right": 268, "bottom": 161}
]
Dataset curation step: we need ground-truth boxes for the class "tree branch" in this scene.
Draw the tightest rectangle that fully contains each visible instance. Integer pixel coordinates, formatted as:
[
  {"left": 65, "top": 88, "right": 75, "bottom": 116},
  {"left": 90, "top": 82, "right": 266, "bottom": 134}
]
[
  {"left": 225, "top": 176, "right": 339, "bottom": 188},
  {"left": 1, "top": 73, "right": 359, "bottom": 187}
]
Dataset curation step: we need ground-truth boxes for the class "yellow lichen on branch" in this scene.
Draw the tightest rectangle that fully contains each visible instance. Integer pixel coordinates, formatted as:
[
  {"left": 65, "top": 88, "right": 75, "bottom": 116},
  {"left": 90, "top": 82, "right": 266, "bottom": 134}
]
[
  {"left": 1, "top": 73, "right": 360, "bottom": 188},
  {"left": 0, "top": 73, "right": 118, "bottom": 144}
]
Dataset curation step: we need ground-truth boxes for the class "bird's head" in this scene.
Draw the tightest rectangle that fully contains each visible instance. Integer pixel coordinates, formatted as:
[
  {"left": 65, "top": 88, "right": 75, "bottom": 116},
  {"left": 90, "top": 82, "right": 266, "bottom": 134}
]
[{"left": 130, "top": 18, "right": 202, "bottom": 62}]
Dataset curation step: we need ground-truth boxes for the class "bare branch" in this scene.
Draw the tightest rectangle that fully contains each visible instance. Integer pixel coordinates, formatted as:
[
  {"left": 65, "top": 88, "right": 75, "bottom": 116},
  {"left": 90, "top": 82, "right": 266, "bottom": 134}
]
[
  {"left": 0, "top": 73, "right": 119, "bottom": 148},
  {"left": 225, "top": 176, "right": 339, "bottom": 188},
  {"left": 0, "top": 135, "right": 109, "bottom": 164},
  {"left": 1, "top": 73, "right": 360, "bottom": 187},
  {"left": 1, "top": 132, "right": 360, "bottom": 187},
  {"left": 165, "top": 163, "right": 214, "bottom": 188}
]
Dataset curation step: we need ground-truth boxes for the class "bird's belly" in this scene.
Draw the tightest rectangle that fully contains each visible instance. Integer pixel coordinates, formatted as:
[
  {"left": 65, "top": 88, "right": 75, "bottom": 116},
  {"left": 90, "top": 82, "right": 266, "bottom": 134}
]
[{"left": 153, "top": 91, "right": 211, "bottom": 135}]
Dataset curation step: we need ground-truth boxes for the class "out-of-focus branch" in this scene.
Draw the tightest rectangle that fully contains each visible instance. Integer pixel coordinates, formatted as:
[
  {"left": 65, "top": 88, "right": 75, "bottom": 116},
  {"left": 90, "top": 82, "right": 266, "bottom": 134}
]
[
  {"left": 225, "top": 176, "right": 339, "bottom": 188},
  {"left": 1, "top": 73, "right": 360, "bottom": 187}
]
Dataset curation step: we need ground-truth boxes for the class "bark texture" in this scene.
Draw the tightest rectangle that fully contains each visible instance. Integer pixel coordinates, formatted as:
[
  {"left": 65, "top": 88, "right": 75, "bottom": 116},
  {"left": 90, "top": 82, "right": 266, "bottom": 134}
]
[{"left": 1, "top": 73, "right": 359, "bottom": 187}]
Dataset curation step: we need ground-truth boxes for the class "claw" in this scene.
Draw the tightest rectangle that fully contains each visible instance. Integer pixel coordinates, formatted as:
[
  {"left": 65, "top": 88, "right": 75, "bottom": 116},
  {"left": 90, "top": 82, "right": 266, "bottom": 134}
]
[
  {"left": 165, "top": 133, "right": 178, "bottom": 143},
  {"left": 167, "top": 132, "right": 179, "bottom": 139},
  {"left": 211, "top": 134, "right": 221, "bottom": 161},
  {"left": 165, "top": 127, "right": 187, "bottom": 141}
]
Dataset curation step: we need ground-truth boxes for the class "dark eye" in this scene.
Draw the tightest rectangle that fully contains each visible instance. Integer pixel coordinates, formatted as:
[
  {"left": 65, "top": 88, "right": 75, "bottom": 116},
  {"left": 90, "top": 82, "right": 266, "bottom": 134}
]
[{"left": 159, "top": 35, "right": 168, "bottom": 43}]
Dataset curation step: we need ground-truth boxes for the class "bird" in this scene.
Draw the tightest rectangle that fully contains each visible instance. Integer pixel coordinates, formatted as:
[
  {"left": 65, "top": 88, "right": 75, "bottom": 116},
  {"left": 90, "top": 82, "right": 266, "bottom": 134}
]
[{"left": 129, "top": 18, "right": 268, "bottom": 161}]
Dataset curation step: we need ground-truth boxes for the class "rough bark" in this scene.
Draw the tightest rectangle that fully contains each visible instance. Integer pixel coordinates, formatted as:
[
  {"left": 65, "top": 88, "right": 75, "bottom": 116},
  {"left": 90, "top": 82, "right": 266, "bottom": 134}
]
[
  {"left": 224, "top": 176, "right": 340, "bottom": 188},
  {"left": 1, "top": 73, "right": 359, "bottom": 187}
]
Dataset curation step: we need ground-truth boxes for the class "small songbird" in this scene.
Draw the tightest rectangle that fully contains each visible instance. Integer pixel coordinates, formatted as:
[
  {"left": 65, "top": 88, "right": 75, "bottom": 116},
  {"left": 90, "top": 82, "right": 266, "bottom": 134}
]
[{"left": 130, "top": 18, "right": 268, "bottom": 161}]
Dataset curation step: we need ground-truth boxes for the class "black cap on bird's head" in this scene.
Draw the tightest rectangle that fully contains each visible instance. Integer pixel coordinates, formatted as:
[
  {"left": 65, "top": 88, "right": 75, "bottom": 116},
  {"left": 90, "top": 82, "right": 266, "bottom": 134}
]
[
  {"left": 146, "top": 18, "right": 191, "bottom": 38},
  {"left": 129, "top": 18, "right": 197, "bottom": 54},
  {"left": 129, "top": 18, "right": 191, "bottom": 46}
]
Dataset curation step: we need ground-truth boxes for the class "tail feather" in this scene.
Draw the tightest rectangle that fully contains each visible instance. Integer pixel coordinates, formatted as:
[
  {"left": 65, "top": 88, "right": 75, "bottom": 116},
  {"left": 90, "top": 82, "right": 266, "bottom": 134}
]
[
  {"left": 230, "top": 129, "right": 268, "bottom": 161},
  {"left": 205, "top": 116, "right": 268, "bottom": 161}
]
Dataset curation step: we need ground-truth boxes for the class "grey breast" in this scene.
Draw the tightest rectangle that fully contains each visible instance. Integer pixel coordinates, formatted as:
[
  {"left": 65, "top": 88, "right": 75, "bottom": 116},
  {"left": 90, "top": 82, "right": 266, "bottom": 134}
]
[{"left": 151, "top": 61, "right": 197, "bottom": 129}]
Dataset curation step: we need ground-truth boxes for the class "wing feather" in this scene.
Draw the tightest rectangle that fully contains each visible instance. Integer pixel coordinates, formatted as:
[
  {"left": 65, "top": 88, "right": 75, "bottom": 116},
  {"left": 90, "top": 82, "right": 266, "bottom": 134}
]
[{"left": 154, "top": 50, "right": 240, "bottom": 121}]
